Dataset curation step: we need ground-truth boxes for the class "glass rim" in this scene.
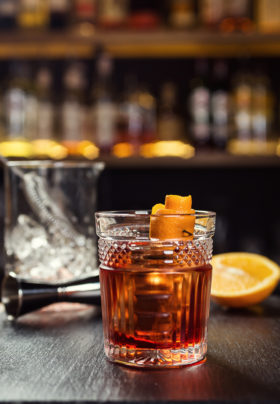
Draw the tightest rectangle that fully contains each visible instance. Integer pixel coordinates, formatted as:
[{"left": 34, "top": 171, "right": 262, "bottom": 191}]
[
  {"left": 96, "top": 209, "right": 216, "bottom": 219},
  {"left": 3, "top": 159, "right": 105, "bottom": 170}
]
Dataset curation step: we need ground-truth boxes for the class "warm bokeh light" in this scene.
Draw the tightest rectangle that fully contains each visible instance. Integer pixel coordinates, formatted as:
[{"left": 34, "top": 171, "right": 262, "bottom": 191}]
[
  {"left": 78, "top": 22, "right": 96, "bottom": 37},
  {"left": 140, "top": 141, "right": 195, "bottom": 158},
  {"left": 228, "top": 139, "right": 277, "bottom": 155},
  {"left": 48, "top": 143, "right": 68, "bottom": 160},
  {"left": 79, "top": 141, "right": 99, "bottom": 160},
  {"left": 0, "top": 140, "right": 33, "bottom": 158},
  {"left": 113, "top": 142, "right": 135, "bottom": 158},
  {"left": 32, "top": 139, "right": 68, "bottom": 159}
]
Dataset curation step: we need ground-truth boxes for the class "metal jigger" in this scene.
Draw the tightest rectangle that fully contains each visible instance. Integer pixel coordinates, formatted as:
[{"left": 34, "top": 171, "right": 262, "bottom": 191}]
[{"left": 1, "top": 272, "right": 101, "bottom": 319}]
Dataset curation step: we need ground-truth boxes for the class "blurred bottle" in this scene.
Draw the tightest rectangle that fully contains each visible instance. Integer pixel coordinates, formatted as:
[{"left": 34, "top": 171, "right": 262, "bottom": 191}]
[
  {"left": 189, "top": 59, "right": 211, "bottom": 149},
  {"left": 200, "top": 0, "right": 225, "bottom": 29},
  {"left": 0, "top": 0, "right": 18, "bottom": 29},
  {"left": 91, "top": 52, "right": 116, "bottom": 153},
  {"left": 0, "top": 62, "right": 33, "bottom": 157},
  {"left": 257, "top": 0, "right": 280, "bottom": 33},
  {"left": 18, "top": 0, "right": 49, "bottom": 29},
  {"left": 233, "top": 71, "right": 252, "bottom": 141},
  {"left": 229, "top": 70, "right": 253, "bottom": 154},
  {"left": 169, "top": 0, "right": 195, "bottom": 29},
  {"left": 220, "top": 0, "right": 253, "bottom": 33},
  {"left": 36, "top": 67, "right": 54, "bottom": 139},
  {"left": 251, "top": 71, "right": 275, "bottom": 153},
  {"left": 73, "top": 0, "right": 97, "bottom": 31},
  {"left": 49, "top": 0, "right": 70, "bottom": 30},
  {"left": 158, "top": 82, "right": 183, "bottom": 141},
  {"left": 128, "top": 0, "right": 160, "bottom": 29},
  {"left": 211, "top": 60, "right": 230, "bottom": 150},
  {"left": 98, "top": 0, "right": 128, "bottom": 29},
  {"left": 24, "top": 66, "right": 38, "bottom": 141},
  {"left": 117, "top": 77, "right": 143, "bottom": 149},
  {"left": 138, "top": 85, "right": 157, "bottom": 144},
  {"left": 61, "top": 62, "right": 87, "bottom": 155}
]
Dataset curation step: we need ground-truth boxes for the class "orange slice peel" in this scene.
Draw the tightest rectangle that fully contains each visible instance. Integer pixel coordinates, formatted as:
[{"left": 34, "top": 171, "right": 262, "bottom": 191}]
[{"left": 150, "top": 195, "right": 195, "bottom": 240}]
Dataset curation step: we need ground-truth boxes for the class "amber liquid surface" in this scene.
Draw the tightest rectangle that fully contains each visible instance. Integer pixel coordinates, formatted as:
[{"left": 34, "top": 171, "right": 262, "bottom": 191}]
[{"left": 100, "top": 263, "right": 212, "bottom": 352}]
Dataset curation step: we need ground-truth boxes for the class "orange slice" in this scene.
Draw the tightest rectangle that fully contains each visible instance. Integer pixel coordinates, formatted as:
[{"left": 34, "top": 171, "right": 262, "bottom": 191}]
[
  {"left": 165, "top": 195, "right": 192, "bottom": 210},
  {"left": 211, "top": 252, "right": 280, "bottom": 307}
]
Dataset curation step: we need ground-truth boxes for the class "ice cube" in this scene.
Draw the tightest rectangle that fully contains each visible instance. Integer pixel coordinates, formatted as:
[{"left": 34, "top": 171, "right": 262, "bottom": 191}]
[{"left": 6, "top": 214, "right": 97, "bottom": 282}]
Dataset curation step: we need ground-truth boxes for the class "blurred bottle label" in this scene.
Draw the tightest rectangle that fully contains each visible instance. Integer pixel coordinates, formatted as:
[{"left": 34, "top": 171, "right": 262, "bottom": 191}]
[
  {"left": 225, "top": 0, "right": 250, "bottom": 17},
  {"left": 99, "top": 0, "right": 128, "bottom": 26},
  {"left": 4, "top": 88, "right": 26, "bottom": 138},
  {"left": 169, "top": 0, "right": 195, "bottom": 29},
  {"left": 0, "top": 0, "right": 17, "bottom": 15},
  {"left": 0, "top": 0, "right": 17, "bottom": 29},
  {"left": 190, "top": 86, "right": 210, "bottom": 143},
  {"left": 18, "top": 0, "right": 49, "bottom": 28},
  {"left": 37, "top": 101, "right": 54, "bottom": 139},
  {"left": 200, "top": 0, "right": 225, "bottom": 26},
  {"left": 126, "top": 102, "right": 142, "bottom": 138},
  {"left": 25, "top": 93, "right": 38, "bottom": 139},
  {"left": 211, "top": 90, "right": 229, "bottom": 147},
  {"left": 62, "top": 101, "right": 84, "bottom": 141},
  {"left": 94, "top": 102, "right": 116, "bottom": 149},
  {"left": 50, "top": 0, "right": 69, "bottom": 12},
  {"left": 75, "top": 0, "right": 97, "bottom": 18},
  {"left": 234, "top": 79, "right": 252, "bottom": 141},
  {"left": 257, "top": 0, "right": 280, "bottom": 33}
]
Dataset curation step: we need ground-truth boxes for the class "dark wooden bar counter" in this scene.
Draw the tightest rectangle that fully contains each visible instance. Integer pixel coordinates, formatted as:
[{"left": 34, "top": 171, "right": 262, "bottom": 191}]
[{"left": 0, "top": 296, "right": 279, "bottom": 404}]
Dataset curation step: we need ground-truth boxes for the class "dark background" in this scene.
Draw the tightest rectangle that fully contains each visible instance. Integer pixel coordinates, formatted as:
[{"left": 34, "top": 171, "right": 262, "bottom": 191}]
[{"left": 97, "top": 162, "right": 279, "bottom": 260}]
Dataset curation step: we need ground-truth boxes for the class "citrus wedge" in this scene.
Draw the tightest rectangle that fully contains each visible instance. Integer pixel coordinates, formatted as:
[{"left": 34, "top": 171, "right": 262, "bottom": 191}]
[{"left": 211, "top": 252, "right": 280, "bottom": 307}]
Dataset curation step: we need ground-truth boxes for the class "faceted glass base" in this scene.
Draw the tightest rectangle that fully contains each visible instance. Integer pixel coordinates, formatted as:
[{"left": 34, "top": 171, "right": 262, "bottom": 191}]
[{"left": 104, "top": 341, "right": 207, "bottom": 368}]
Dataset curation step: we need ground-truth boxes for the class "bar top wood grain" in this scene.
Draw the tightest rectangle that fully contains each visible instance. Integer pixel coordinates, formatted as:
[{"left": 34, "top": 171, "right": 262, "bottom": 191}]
[{"left": 0, "top": 297, "right": 279, "bottom": 404}]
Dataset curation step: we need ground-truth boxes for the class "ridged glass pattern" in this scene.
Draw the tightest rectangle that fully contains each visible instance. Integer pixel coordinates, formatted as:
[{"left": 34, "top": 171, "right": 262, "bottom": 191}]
[{"left": 98, "top": 238, "right": 213, "bottom": 367}]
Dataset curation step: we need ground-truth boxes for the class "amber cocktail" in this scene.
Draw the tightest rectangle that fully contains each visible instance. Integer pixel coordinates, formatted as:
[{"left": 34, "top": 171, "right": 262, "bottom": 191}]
[{"left": 95, "top": 210, "right": 215, "bottom": 368}]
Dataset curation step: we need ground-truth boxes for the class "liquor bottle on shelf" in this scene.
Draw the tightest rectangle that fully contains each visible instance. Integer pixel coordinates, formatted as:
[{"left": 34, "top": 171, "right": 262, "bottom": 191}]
[
  {"left": 49, "top": 0, "right": 70, "bottom": 30},
  {"left": 91, "top": 52, "right": 116, "bottom": 153},
  {"left": 257, "top": 0, "right": 280, "bottom": 33},
  {"left": 17, "top": 0, "right": 49, "bottom": 29},
  {"left": 251, "top": 70, "right": 275, "bottom": 154},
  {"left": 189, "top": 59, "right": 211, "bottom": 150},
  {"left": 0, "top": 0, "right": 18, "bottom": 29},
  {"left": 0, "top": 62, "right": 33, "bottom": 157},
  {"left": 31, "top": 66, "right": 56, "bottom": 157},
  {"left": 73, "top": 0, "right": 97, "bottom": 32},
  {"left": 61, "top": 62, "right": 88, "bottom": 155},
  {"left": 158, "top": 82, "right": 184, "bottom": 141},
  {"left": 220, "top": 0, "right": 253, "bottom": 33},
  {"left": 24, "top": 66, "right": 38, "bottom": 142},
  {"left": 211, "top": 60, "right": 230, "bottom": 150},
  {"left": 138, "top": 85, "right": 157, "bottom": 144},
  {"left": 116, "top": 76, "right": 143, "bottom": 149},
  {"left": 169, "top": 0, "right": 195, "bottom": 29},
  {"left": 128, "top": 0, "right": 160, "bottom": 29},
  {"left": 98, "top": 0, "right": 128, "bottom": 29},
  {"left": 229, "top": 70, "right": 253, "bottom": 154},
  {"left": 199, "top": 0, "right": 225, "bottom": 29}
]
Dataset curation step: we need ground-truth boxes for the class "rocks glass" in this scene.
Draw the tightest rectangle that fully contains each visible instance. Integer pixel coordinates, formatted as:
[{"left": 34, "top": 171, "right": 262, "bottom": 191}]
[{"left": 95, "top": 210, "right": 216, "bottom": 368}]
